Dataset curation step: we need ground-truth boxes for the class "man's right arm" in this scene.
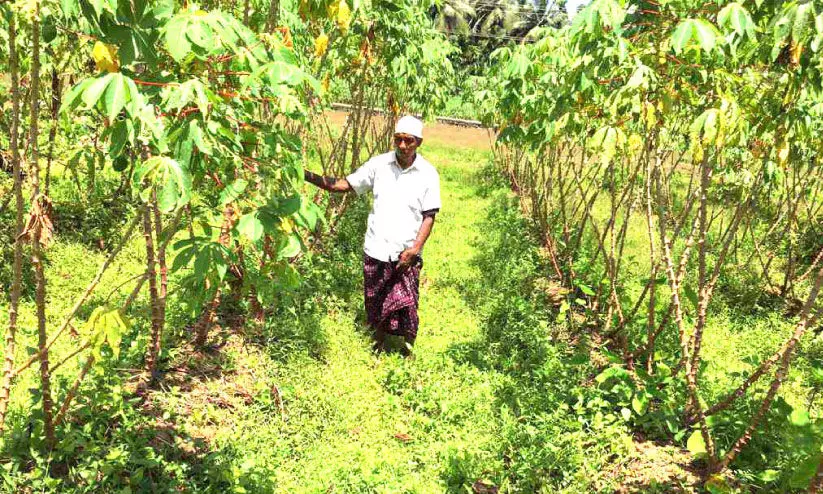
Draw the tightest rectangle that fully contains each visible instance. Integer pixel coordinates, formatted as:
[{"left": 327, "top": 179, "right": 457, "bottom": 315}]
[{"left": 304, "top": 170, "right": 353, "bottom": 193}]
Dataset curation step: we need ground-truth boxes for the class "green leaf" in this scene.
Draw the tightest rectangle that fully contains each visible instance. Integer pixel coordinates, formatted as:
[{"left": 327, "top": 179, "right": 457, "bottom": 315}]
[
  {"left": 276, "top": 234, "right": 301, "bottom": 259},
  {"left": 507, "top": 52, "right": 530, "bottom": 78},
  {"left": 165, "top": 16, "right": 191, "bottom": 62},
  {"left": 186, "top": 17, "right": 215, "bottom": 51},
  {"left": 578, "top": 283, "right": 596, "bottom": 296},
  {"left": 757, "top": 469, "right": 779, "bottom": 483},
  {"left": 620, "top": 407, "right": 631, "bottom": 421},
  {"left": 85, "top": 306, "right": 131, "bottom": 359},
  {"left": 60, "top": 78, "right": 94, "bottom": 114},
  {"left": 295, "top": 200, "right": 322, "bottom": 230},
  {"left": 625, "top": 62, "right": 655, "bottom": 90},
  {"left": 718, "top": 3, "right": 756, "bottom": 40},
  {"left": 237, "top": 212, "right": 264, "bottom": 242},
  {"left": 694, "top": 19, "right": 721, "bottom": 52},
  {"left": 671, "top": 19, "right": 722, "bottom": 54},
  {"left": 124, "top": 76, "right": 143, "bottom": 116},
  {"left": 112, "top": 155, "right": 129, "bottom": 172},
  {"left": 671, "top": 20, "right": 694, "bottom": 54},
  {"left": 632, "top": 393, "right": 650, "bottom": 415},
  {"left": 104, "top": 73, "right": 127, "bottom": 122},
  {"left": 793, "top": 2, "right": 815, "bottom": 44},
  {"left": 88, "top": 0, "right": 117, "bottom": 17},
  {"left": 274, "top": 263, "right": 301, "bottom": 290},
  {"left": 220, "top": 179, "right": 248, "bottom": 205},
  {"left": 109, "top": 120, "right": 130, "bottom": 158},
  {"left": 595, "top": 366, "right": 630, "bottom": 384},
  {"left": 277, "top": 195, "right": 301, "bottom": 216},
  {"left": 133, "top": 156, "right": 191, "bottom": 212},
  {"left": 61, "top": 0, "right": 80, "bottom": 17},
  {"left": 172, "top": 244, "right": 197, "bottom": 272},
  {"left": 82, "top": 73, "right": 115, "bottom": 109},
  {"left": 686, "top": 430, "right": 708, "bottom": 459}
]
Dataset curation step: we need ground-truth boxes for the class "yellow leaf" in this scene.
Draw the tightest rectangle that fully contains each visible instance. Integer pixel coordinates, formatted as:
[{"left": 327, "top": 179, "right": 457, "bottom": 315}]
[
  {"left": 336, "top": 0, "right": 352, "bottom": 34},
  {"left": 326, "top": 0, "right": 338, "bottom": 18},
  {"left": 280, "top": 218, "right": 294, "bottom": 234},
  {"left": 692, "top": 143, "right": 704, "bottom": 164},
  {"left": 314, "top": 33, "right": 329, "bottom": 58},
  {"left": 628, "top": 134, "right": 643, "bottom": 156},
  {"left": 643, "top": 101, "right": 657, "bottom": 129},
  {"left": 322, "top": 74, "right": 330, "bottom": 92},
  {"left": 92, "top": 41, "right": 120, "bottom": 73},
  {"left": 790, "top": 41, "right": 803, "bottom": 66},
  {"left": 777, "top": 140, "right": 790, "bottom": 166}
]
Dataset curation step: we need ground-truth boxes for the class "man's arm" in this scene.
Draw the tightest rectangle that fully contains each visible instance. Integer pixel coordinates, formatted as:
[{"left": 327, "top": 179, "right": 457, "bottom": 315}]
[
  {"left": 304, "top": 170, "right": 353, "bottom": 193},
  {"left": 398, "top": 214, "right": 436, "bottom": 269}
]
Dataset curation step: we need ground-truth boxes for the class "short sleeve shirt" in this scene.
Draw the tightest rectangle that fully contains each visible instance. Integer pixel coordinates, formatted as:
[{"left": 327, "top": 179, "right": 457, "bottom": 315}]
[{"left": 346, "top": 151, "right": 441, "bottom": 262}]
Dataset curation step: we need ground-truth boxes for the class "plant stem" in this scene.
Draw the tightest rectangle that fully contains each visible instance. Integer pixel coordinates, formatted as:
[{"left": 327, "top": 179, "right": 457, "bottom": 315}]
[{"left": 0, "top": 10, "right": 24, "bottom": 438}]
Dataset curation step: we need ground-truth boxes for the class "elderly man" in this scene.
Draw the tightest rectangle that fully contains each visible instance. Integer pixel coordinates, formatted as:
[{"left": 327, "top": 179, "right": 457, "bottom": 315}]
[{"left": 303, "top": 116, "right": 441, "bottom": 355}]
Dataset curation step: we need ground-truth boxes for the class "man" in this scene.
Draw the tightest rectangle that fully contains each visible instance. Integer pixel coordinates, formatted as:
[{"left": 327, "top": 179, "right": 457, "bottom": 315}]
[{"left": 303, "top": 116, "right": 441, "bottom": 355}]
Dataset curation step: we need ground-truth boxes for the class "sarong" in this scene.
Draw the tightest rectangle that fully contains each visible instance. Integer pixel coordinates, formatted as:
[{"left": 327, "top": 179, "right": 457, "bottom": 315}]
[{"left": 363, "top": 253, "right": 422, "bottom": 340}]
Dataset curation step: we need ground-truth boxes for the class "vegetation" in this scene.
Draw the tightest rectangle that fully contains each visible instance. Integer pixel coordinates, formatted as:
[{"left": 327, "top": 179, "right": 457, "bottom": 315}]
[
  {"left": 479, "top": 0, "right": 823, "bottom": 489},
  {"left": 3, "top": 0, "right": 823, "bottom": 491}
]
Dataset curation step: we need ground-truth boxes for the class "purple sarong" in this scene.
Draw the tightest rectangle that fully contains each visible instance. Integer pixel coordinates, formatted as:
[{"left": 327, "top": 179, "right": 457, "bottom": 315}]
[{"left": 363, "top": 253, "right": 422, "bottom": 340}]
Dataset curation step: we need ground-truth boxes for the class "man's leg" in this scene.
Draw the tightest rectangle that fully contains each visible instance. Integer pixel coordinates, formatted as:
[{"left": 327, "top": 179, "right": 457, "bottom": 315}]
[
  {"left": 400, "top": 335, "right": 415, "bottom": 357},
  {"left": 364, "top": 254, "right": 396, "bottom": 353},
  {"left": 373, "top": 327, "right": 387, "bottom": 353},
  {"left": 399, "top": 259, "right": 422, "bottom": 357}
]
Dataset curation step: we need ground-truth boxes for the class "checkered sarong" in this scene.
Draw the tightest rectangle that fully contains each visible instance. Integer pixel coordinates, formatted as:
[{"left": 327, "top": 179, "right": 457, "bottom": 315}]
[{"left": 363, "top": 253, "right": 422, "bottom": 339}]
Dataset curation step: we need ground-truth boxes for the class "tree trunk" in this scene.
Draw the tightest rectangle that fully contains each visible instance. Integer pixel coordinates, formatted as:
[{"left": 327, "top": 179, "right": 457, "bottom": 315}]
[
  {"left": 141, "top": 208, "right": 162, "bottom": 385},
  {"left": 87, "top": 139, "right": 98, "bottom": 197},
  {"left": 0, "top": 12, "right": 25, "bottom": 437},
  {"left": 152, "top": 197, "right": 168, "bottom": 348},
  {"left": 29, "top": 5, "right": 56, "bottom": 449},
  {"left": 644, "top": 147, "right": 658, "bottom": 373},
  {"left": 716, "top": 263, "right": 823, "bottom": 472},
  {"left": 685, "top": 152, "right": 716, "bottom": 464},
  {"left": 266, "top": 0, "right": 280, "bottom": 31}
]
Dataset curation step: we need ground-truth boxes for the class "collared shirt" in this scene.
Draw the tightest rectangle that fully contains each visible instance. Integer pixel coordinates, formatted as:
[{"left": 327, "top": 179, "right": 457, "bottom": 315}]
[{"left": 346, "top": 151, "right": 441, "bottom": 262}]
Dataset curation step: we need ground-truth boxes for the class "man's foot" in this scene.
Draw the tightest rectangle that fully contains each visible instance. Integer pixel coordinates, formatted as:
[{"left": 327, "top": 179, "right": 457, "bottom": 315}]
[
  {"left": 399, "top": 337, "right": 415, "bottom": 358},
  {"left": 372, "top": 329, "right": 387, "bottom": 354}
]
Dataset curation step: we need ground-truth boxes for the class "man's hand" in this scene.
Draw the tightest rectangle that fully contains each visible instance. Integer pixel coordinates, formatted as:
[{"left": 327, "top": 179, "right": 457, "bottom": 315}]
[
  {"left": 397, "top": 247, "right": 420, "bottom": 271},
  {"left": 304, "top": 170, "right": 352, "bottom": 193}
]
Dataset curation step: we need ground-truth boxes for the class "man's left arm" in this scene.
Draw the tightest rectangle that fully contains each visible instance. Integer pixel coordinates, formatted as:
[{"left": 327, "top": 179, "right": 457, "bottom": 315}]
[
  {"left": 398, "top": 212, "right": 436, "bottom": 269},
  {"left": 399, "top": 168, "right": 441, "bottom": 269}
]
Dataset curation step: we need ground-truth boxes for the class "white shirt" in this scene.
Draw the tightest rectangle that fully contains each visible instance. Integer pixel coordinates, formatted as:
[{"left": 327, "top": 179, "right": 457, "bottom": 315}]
[{"left": 346, "top": 151, "right": 441, "bottom": 262}]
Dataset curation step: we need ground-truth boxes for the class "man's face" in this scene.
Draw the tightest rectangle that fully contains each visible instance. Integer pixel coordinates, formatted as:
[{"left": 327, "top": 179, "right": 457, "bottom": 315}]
[{"left": 394, "top": 133, "right": 420, "bottom": 161}]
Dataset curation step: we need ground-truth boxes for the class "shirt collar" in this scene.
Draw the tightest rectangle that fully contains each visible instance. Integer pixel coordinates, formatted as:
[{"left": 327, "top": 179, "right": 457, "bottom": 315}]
[{"left": 393, "top": 152, "right": 420, "bottom": 172}]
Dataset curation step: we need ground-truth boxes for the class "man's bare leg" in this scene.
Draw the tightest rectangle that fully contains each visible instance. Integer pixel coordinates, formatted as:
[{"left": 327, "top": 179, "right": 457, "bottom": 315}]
[
  {"left": 400, "top": 335, "right": 415, "bottom": 357},
  {"left": 373, "top": 328, "right": 387, "bottom": 353}
]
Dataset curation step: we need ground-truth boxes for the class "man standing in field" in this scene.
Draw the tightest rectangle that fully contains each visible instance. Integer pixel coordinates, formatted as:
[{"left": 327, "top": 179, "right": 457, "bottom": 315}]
[{"left": 303, "top": 116, "right": 441, "bottom": 356}]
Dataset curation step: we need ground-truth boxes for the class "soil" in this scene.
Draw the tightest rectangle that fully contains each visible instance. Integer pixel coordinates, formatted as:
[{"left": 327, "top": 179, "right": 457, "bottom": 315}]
[{"left": 600, "top": 439, "right": 702, "bottom": 493}]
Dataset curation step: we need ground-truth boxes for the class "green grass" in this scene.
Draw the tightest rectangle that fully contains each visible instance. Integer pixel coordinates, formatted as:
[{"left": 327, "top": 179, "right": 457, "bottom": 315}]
[
  {"left": 6, "top": 135, "right": 820, "bottom": 492},
  {"left": 0, "top": 138, "right": 636, "bottom": 492}
]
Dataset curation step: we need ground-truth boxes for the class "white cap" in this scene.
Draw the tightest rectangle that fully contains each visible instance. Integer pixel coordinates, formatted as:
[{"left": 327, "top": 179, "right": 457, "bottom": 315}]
[{"left": 394, "top": 115, "right": 423, "bottom": 139}]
